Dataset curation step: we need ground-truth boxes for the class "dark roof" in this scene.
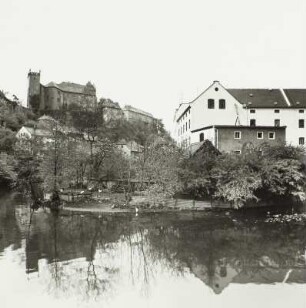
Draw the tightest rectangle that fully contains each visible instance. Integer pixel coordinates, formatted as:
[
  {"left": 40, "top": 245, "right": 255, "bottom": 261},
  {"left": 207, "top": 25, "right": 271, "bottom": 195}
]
[
  {"left": 227, "top": 89, "right": 288, "bottom": 108},
  {"left": 283, "top": 89, "right": 306, "bottom": 107},
  {"left": 176, "top": 105, "right": 191, "bottom": 122},
  {"left": 191, "top": 125, "right": 286, "bottom": 133},
  {"left": 124, "top": 105, "right": 153, "bottom": 118},
  {"left": 45, "top": 81, "right": 96, "bottom": 95}
]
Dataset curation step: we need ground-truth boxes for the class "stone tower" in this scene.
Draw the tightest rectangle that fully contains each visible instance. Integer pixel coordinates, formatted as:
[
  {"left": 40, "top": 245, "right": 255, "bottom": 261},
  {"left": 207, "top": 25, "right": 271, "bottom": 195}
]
[{"left": 27, "top": 70, "right": 41, "bottom": 109}]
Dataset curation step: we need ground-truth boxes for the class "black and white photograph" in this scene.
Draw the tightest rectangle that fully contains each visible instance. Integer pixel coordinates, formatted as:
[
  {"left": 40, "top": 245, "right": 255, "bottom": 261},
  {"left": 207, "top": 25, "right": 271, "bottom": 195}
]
[{"left": 0, "top": 0, "right": 306, "bottom": 307}]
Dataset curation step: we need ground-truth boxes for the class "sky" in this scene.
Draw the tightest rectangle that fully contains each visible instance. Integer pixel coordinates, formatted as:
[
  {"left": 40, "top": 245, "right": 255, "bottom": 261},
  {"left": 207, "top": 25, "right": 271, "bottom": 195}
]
[{"left": 1, "top": 0, "right": 306, "bottom": 130}]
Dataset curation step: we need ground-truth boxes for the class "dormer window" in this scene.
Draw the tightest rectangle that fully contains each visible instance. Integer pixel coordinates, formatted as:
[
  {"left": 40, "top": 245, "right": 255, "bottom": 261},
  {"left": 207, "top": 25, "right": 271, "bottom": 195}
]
[{"left": 208, "top": 99, "right": 215, "bottom": 109}]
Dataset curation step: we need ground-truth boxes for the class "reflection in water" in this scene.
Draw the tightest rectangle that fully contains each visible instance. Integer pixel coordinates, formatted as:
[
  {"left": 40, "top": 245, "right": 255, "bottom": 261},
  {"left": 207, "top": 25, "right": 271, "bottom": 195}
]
[{"left": 0, "top": 192, "right": 306, "bottom": 306}]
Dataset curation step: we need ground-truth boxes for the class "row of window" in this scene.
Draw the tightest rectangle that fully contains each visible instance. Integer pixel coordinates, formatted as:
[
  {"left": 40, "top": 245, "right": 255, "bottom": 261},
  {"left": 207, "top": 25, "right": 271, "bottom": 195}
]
[
  {"left": 234, "top": 131, "right": 275, "bottom": 140},
  {"left": 249, "top": 119, "right": 305, "bottom": 128},
  {"left": 178, "top": 119, "right": 191, "bottom": 136},
  {"left": 199, "top": 131, "right": 276, "bottom": 142},
  {"left": 208, "top": 99, "right": 226, "bottom": 109},
  {"left": 250, "top": 109, "right": 305, "bottom": 114}
]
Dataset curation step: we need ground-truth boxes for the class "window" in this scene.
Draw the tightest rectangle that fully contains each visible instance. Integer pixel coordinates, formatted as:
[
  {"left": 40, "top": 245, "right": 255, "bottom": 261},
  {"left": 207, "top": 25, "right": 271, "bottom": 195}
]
[
  {"left": 188, "top": 119, "right": 190, "bottom": 129},
  {"left": 234, "top": 150, "right": 241, "bottom": 154},
  {"left": 274, "top": 119, "right": 280, "bottom": 127},
  {"left": 199, "top": 133, "right": 204, "bottom": 142},
  {"left": 250, "top": 109, "right": 256, "bottom": 114},
  {"left": 234, "top": 131, "right": 241, "bottom": 139},
  {"left": 257, "top": 132, "right": 263, "bottom": 139},
  {"left": 215, "top": 87, "right": 219, "bottom": 91},
  {"left": 208, "top": 99, "right": 215, "bottom": 109},
  {"left": 299, "top": 119, "right": 304, "bottom": 128},
  {"left": 250, "top": 119, "right": 256, "bottom": 127},
  {"left": 274, "top": 109, "right": 280, "bottom": 113},
  {"left": 299, "top": 110, "right": 304, "bottom": 113},
  {"left": 219, "top": 99, "right": 226, "bottom": 109},
  {"left": 268, "top": 132, "right": 275, "bottom": 139},
  {"left": 299, "top": 137, "right": 305, "bottom": 145},
  {"left": 186, "top": 122, "right": 187, "bottom": 131}
]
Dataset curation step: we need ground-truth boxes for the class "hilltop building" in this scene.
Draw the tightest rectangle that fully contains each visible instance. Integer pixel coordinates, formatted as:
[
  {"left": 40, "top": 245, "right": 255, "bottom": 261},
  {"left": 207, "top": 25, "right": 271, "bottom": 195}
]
[
  {"left": 174, "top": 81, "right": 306, "bottom": 152},
  {"left": 123, "top": 105, "right": 155, "bottom": 124},
  {"left": 27, "top": 70, "right": 97, "bottom": 111}
]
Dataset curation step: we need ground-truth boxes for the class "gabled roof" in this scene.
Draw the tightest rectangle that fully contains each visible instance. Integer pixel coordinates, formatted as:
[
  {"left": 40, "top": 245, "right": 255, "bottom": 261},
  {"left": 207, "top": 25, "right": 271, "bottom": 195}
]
[
  {"left": 58, "top": 82, "right": 87, "bottom": 93},
  {"left": 227, "top": 89, "right": 288, "bottom": 108},
  {"left": 283, "top": 89, "right": 306, "bottom": 107}
]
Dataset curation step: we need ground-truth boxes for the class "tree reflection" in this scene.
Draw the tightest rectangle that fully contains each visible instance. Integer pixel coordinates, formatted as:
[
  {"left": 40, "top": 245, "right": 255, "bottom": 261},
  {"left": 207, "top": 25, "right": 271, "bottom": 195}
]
[
  {"left": 8, "top": 207, "right": 306, "bottom": 298},
  {"left": 0, "top": 192, "right": 22, "bottom": 254}
]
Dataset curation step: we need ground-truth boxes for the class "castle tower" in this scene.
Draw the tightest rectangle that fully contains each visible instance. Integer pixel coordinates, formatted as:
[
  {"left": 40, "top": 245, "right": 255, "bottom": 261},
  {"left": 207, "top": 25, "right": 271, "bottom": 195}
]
[{"left": 27, "top": 70, "right": 41, "bottom": 110}]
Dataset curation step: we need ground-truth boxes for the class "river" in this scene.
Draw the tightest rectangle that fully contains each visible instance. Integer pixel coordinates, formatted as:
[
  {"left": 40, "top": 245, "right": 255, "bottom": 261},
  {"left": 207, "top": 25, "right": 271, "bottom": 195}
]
[{"left": 0, "top": 192, "right": 305, "bottom": 308}]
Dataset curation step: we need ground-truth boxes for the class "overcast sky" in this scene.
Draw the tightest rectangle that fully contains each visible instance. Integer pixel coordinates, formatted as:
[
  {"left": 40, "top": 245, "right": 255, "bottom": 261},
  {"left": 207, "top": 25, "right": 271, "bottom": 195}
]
[{"left": 1, "top": 0, "right": 305, "bottom": 130}]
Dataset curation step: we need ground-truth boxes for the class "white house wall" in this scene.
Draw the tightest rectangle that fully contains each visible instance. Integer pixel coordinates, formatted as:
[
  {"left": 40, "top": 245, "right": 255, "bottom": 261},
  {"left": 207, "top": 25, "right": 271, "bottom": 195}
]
[
  {"left": 191, "top": 82, "right": 247, "bottom": 132},
  {"left": 175, "top": 105, "right": 192, "bottom": 147},
  {"left": 16, "top": 127, "right": 32, "bottom": 139}
]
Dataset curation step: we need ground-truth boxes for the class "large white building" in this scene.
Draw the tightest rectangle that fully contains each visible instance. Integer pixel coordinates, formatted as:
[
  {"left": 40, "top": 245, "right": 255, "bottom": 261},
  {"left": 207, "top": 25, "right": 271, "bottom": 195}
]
[{"left": 174, "top": 81, "right": 306, "bottom": 151}]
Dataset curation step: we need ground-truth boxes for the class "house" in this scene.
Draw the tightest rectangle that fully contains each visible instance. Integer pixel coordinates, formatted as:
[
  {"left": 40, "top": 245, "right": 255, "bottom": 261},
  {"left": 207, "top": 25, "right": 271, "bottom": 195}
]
[
  {"left": 123, "top": 105, "right": 155, "bottom": 124},
  {"left": 16, "top": 126, "right": 52, "bottom": 142},
  {"left": 191, "top": 125, "right": 286, "bottom": 154},
  {"left": 174, "top": 81, "right": 306, "bottom": 150},
  {"left": 116, "top": 140, "right": 143, "bottom": 158},
  {"left": 16, "top": 115, "right": 67, "bottom": 144}
]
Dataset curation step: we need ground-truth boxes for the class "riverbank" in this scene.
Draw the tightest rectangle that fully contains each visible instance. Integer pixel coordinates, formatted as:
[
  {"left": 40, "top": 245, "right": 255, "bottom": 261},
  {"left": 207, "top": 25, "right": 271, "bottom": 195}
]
[
  {"left": 60, "top": 191, "right": 306, "bottom": 215},
  {"left": 62, "top": 195, "right": 216, "bottom": 213}
]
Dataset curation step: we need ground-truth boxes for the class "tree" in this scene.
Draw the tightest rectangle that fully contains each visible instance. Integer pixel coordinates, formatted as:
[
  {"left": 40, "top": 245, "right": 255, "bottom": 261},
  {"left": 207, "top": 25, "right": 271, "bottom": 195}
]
[
  {"left": 212, "top": 155, "right": 262, "bottom": 208},
  {"left": 14, "top": 137, "right": 44, "bottom": 204},
  {"left": 134, "top": 137, "right": 183, "bottom": 198},
  {"left": 0, "top": 128, "right": 16, "bottom": 153},
  {"left": 39, "top": 117, "right": 70, "bottom": 196},
  {"left": 0, "top": 154, "right": 16, "bottom": 188},
  {"left": 179, "top": 140, "right": 220, "bottom": 198}
]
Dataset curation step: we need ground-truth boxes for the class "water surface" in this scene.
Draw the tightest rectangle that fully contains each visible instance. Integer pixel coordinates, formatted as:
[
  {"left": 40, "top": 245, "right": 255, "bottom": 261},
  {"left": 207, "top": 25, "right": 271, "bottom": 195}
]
[{"left": 0, "top": 192, "right": 305, "bottom": 308}]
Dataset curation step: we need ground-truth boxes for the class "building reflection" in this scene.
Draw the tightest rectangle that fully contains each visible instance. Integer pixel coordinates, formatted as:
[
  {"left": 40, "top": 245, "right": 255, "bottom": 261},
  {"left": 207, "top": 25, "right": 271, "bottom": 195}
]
[{"left": 1, "top": 200, "right": 305, "bottom": 296}]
